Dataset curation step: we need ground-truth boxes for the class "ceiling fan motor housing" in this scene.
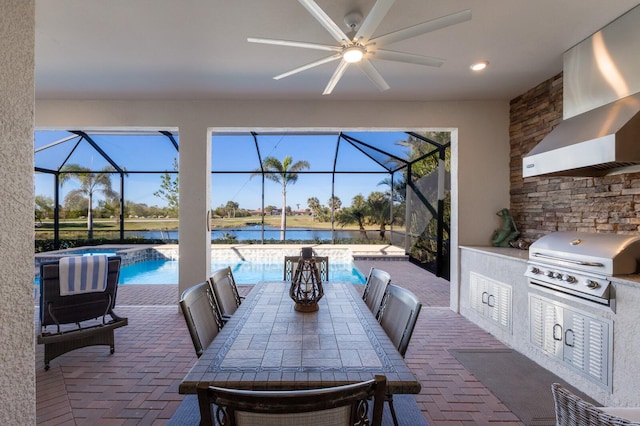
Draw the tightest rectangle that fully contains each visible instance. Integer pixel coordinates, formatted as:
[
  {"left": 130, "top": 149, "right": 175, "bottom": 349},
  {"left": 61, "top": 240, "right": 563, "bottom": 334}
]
[{"left": 344, "top": 11, "right": 363, "bottom": 32}]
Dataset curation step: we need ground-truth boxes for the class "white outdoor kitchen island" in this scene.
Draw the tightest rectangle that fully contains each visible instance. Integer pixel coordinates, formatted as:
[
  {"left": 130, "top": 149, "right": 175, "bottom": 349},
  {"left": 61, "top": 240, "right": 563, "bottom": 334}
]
[{"left": 459, "top": 245, "right": 640, "bottom": 406}]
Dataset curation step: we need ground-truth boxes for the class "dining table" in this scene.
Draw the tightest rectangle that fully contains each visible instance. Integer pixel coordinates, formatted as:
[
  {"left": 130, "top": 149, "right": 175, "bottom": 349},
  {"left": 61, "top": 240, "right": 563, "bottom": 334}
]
[{"left": 179, "top": 280, "right": 421, "bottom": 395}]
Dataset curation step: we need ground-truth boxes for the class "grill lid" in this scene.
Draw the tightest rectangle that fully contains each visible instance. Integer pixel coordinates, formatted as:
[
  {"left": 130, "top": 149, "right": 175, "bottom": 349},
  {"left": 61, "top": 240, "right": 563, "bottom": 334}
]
[{"left": 528, "top": 231, "right": 640, "bottom": 275}]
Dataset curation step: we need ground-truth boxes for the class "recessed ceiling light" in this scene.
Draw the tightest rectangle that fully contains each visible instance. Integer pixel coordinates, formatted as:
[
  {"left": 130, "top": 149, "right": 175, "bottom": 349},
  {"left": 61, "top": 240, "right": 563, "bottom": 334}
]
[{"left": 470, "top": 61, "right": 489, "bottom": 71}]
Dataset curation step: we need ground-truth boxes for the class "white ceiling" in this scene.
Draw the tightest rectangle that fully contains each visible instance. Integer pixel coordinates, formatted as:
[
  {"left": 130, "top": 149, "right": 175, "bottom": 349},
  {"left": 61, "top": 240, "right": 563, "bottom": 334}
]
[{"left": 35, "top": 0, "right": 640, "bottom": 102}]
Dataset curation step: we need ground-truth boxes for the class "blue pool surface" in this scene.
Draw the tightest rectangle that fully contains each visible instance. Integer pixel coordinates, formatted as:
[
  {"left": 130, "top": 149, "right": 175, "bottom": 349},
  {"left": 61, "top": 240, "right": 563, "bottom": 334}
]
[
  {"left": 59, "top": 249, "right": 118, "bottom": 256},
  {"left": 118, "top": 259, "right": 366, "bottom": 285},
  {"left": 83, "top": 252, "right": 117, "bottom": 256}
]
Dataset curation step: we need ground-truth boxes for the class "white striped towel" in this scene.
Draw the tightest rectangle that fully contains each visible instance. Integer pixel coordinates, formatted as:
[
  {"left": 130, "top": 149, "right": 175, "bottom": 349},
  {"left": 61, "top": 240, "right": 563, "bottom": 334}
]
[{"left": 59, "top": 255, "right": 109, "bottom": 296}]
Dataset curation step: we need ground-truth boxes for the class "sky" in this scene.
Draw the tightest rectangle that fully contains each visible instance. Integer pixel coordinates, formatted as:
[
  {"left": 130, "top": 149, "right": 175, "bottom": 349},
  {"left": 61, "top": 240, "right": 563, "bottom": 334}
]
[{"left": 34, "top": 131, "right": 417, "bottom": 211}]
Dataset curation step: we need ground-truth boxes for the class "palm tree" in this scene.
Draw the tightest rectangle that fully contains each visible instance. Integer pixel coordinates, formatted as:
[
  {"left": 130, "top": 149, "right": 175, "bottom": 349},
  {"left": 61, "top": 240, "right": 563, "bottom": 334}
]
[
  {"left": 366, "top": 191, "right": 392, "bottom": 240},
  {"left": 252, "top": 156, "right": 310, "bottom": 240},
  {"left": 336, "top": 194, "right": 369, "bottom": 240},
  {"left": 59, "top": 164, "right": 118, "bottom": 239}
]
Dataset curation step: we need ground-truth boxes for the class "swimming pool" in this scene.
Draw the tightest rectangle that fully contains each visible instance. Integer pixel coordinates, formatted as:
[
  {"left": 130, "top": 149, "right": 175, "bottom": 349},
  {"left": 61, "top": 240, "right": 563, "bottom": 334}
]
[{"left": 118, "top": 259, "right": 366, "bottom": 285}]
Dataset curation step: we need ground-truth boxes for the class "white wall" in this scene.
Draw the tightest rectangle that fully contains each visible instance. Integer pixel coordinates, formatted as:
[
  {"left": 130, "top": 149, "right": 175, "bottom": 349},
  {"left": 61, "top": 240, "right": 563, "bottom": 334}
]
[
  {"left": 0, "top": 0, "right": 36, "bottom": 422},
  {"left": 35, "top": 99, "right": 511, "bottom": 310}
]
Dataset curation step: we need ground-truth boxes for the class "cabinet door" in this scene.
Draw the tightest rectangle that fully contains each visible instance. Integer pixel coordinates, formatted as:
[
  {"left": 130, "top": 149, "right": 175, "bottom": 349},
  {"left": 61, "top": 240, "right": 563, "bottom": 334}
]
[
  {"left": 487, "top": 282, "right": 511, "bottom": 329},
  {"left": 470, "top": 273, "right": 490, "bottom": 313},
  {"left": 470, "top": 273, "right": 512, "bottom": 330},
  {"left": 563, "top": 309, "right": 611, "bottom": 387},
  {"left": 529, "top": 295, "right": 563, "bottom": 358}
]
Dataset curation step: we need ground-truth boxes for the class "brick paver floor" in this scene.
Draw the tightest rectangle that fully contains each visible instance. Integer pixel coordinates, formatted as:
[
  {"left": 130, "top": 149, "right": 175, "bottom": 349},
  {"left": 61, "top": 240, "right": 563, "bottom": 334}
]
[{"left": 36, "top": 260, "right": 524, "bottom": 425}]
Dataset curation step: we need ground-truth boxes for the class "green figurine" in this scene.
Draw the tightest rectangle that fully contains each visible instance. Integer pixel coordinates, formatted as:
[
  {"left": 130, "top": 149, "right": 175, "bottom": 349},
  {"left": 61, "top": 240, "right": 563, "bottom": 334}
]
[{"left": 491, "top": 208, "right": 520, "bottom": 247}]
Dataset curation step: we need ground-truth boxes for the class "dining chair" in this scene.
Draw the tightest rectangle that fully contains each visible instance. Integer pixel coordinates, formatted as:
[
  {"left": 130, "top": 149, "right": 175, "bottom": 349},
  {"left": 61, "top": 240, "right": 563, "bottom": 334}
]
[
  {"left": 209, "top": 266, "right": 243, "bottom": 321},
  {"left": 197, "top": 375, "right": 387, "bottom": 426},
  {"left": 377, "top": 284, "right": 422, "bottom": 426},
  {"left": 362, "top": 267, "right": 391, "bottom": 318},
  {"left": 179, "top": 281, "right": 224, "bottom": 358},
  {"left": 551, "top": 383, "right": 640, "bottom": 425},
  {"left": 284, "top": 252, "right": 329, "bottom": 282}
]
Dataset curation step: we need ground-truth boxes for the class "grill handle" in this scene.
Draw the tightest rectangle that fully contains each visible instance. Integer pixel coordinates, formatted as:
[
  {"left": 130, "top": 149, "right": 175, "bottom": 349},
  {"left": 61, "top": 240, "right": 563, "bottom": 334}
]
[{"left": 531, "top": 252, "right": 604, "bottom": 267}]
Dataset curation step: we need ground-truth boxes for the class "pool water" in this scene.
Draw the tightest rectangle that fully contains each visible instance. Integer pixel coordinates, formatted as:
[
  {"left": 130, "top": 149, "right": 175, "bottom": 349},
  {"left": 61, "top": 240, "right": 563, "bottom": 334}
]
[
  {"left": 57, "top": 250, "right": 118, "bottom": 256},
  {"left": 118, "top": 259, "right": 366, "bottom": 285}
]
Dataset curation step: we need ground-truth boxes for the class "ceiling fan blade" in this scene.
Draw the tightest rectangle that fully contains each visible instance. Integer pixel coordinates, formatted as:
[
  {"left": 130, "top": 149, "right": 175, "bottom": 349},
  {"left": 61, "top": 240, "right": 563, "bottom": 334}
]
[
  {"left": 371, "top": 49, "right": 444, "bottom": 67},
  {"left": 370, "top": 9, "right": 471, "bottom": 47},
  {"left": 323, "top": 60, "right": 350, "bottom": 95},
  {"left": 358, "top": 60, "right": 390, "bottom": 91},
  {"left": 248, "top": 37, "right": 341, "bottom": 52},
  {"left": 354, "top": 0, "right": 396, "bottom": 43},
  {"left": 298, "top": 0, "right": 350, "bottom": 43},
  {"left": 274, "top": 54, "right": 342, "bottom": 80}
]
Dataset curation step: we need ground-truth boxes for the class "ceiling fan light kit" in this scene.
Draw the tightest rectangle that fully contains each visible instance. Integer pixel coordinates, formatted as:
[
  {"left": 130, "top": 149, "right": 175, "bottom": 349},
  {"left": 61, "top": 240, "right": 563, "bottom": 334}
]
[
  {"left": 342, "top": 45, "right": 365, "bottom": 63},
  {"left": 248, "top": 0, "right": 472, "bottom": 95}
]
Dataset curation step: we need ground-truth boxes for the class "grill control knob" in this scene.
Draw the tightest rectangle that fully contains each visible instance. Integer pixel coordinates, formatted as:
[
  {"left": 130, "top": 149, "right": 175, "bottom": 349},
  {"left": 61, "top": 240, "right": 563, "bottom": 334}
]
[
  {"left": 530, "top": 267, "right": 540, "bottom": 274},
  {"left": 562, "top": 274, "right": 576, "bottom": 283},
  {"left": 586, "top": 280, "right": 600, "bottom": 289},
  {"left": 546, "top": 271, "right": 555, "bottom": 278}
]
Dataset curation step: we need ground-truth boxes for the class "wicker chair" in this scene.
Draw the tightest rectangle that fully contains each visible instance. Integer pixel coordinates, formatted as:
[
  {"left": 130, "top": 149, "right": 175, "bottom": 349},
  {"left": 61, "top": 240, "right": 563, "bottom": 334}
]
[
  {"left": 362, "top": 267, "right": 391, "bottom": 318},
  {"left": 551, "top": 383, "right": 640, "bottom": 425},
  {"left": 179, "top": 281, "right": 224, "bottom": 358},
  {"left": 209, "top": 266, "right": 244, "bottom": 321},
  {"left": 197, "top": 375, "right": 387, "bottom": 426}
]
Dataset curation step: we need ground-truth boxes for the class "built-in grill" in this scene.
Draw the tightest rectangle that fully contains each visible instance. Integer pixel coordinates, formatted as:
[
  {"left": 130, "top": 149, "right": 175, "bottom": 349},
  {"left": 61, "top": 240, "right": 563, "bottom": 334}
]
[{"left": 525, "top": 232, "right": 640, "bottom": 306}]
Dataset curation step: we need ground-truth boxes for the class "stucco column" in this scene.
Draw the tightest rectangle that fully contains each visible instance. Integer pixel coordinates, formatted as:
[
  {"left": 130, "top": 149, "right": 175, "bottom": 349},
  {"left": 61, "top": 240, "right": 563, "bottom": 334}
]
[
  {"left": 0, "top": 0, "right": 36, "bottom": 422},
  {"left": 178, "top": 125, "right": 211, "bottom": 297}
]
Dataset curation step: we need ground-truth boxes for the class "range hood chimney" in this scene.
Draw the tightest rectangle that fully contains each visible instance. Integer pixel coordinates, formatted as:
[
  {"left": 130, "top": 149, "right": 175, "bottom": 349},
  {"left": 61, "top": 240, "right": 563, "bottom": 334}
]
[{"left": 523, "top": 5, "right": 640, "bottom": 178}]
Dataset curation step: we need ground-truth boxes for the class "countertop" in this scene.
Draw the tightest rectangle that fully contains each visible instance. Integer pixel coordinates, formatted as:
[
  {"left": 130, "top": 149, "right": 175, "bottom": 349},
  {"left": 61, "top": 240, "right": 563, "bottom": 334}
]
[
  {"left": 460, "top": 245, "right": 530, "bottom": 262},
  {"left": 460, "top": 245, "right": 640, "bottom": 286}
]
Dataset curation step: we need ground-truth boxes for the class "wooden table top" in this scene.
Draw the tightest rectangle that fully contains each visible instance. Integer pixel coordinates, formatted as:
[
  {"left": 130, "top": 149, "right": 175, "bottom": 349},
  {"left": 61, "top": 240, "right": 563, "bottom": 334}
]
[{"left": 179, "top": 280, "right": 421, "bottom": 395}]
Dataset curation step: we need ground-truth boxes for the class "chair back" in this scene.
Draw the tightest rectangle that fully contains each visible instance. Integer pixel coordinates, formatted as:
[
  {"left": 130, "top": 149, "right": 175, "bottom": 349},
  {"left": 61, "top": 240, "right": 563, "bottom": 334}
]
[
  {"left": 362, "top": 268, "right": 391, "bottom": 318},
  {"left": 378, "top": 284, "right": 422, "bottom": 357},
  {"left": 179, "top": 281, "right": 223, "bottom": 358},
  {"left": 197, "top": 375, "right": 387, "bottom": 426},
  {"left": 284, "top": 256, "right": 329, "bottom": 281},
  {"left": 209, "top": 266, "right": 242, "bottom": 318}
]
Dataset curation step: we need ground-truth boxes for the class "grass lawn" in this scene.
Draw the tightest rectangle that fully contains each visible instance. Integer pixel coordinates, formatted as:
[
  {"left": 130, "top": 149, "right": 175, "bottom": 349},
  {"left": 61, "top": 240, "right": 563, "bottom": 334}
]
[{"left": 35, "top": 214, "right": 391, "bottom": 235}]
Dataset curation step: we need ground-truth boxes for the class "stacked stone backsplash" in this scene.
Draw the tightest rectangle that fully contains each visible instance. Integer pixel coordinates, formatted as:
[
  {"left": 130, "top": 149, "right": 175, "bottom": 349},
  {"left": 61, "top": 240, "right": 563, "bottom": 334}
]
[{"left": 509, "top": 73, "right": 640, "bottom": 242}]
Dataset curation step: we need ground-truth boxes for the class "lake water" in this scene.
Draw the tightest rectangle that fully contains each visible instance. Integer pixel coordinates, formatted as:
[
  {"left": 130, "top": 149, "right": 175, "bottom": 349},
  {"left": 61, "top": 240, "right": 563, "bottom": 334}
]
[{"left": 123, "top": 226, "right": 374, "bottom": 241}]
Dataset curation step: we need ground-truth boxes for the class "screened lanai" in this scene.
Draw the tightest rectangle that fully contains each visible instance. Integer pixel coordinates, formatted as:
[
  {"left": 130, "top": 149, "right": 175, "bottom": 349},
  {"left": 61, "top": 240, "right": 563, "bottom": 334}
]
[{"left": 34, "top": 129, "right": 451, "bottom": 278}]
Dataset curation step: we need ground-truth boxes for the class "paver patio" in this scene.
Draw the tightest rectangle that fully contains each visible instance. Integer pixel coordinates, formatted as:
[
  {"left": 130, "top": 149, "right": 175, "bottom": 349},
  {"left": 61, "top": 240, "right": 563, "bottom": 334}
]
[{"left": 36, "top": 259, "right": 524, "bottom": 425}]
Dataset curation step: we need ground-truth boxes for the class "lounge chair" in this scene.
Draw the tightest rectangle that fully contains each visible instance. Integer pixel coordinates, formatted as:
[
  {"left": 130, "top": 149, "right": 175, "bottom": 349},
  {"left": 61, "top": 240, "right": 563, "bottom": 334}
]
[{"left": 37, "top": 255, "right": 128, "bottom": 370}]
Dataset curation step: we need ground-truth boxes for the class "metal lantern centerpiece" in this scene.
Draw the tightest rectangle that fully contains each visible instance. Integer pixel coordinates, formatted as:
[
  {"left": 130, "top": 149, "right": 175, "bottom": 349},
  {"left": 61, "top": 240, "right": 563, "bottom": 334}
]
[{"left": 289, "top": 248, "right": 324, "bottom": 312}]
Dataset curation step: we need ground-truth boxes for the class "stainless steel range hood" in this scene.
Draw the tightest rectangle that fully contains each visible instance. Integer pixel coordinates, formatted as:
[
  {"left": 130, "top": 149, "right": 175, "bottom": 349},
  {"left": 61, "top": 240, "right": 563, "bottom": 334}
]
[
  {"left": 522, "top": 92, "right": 640, "bottom": 178},
  {"left": 522, "top": 4, "right": 640, "bottom": 178}
]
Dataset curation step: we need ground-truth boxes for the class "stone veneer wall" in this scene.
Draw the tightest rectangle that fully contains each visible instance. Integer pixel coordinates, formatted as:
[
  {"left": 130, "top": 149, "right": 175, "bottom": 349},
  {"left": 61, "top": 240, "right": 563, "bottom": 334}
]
[{"left": 509, "top": 73, "right": 640, "bottom": 242}]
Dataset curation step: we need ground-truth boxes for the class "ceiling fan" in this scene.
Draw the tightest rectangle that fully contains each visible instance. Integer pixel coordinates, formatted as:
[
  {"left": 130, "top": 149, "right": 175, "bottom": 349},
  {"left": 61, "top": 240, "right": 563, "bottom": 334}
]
[{"left": 248, "top": 0, "right": 471, "bottom": 95}]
